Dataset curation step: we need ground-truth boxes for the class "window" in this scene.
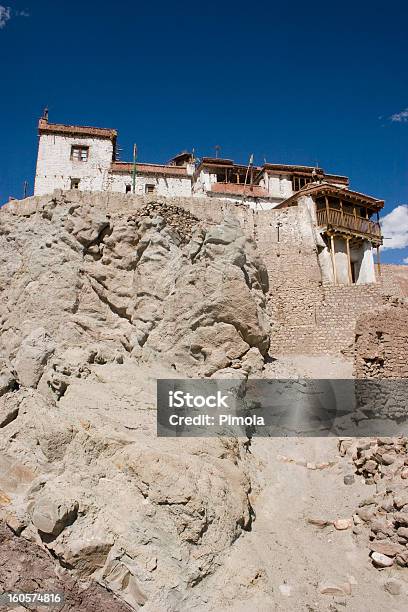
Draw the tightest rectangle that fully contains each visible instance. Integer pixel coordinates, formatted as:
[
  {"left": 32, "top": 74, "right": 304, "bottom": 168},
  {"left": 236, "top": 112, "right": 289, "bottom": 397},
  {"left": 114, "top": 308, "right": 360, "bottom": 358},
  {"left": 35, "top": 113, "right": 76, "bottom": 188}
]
[
  {"left": 71, "top": 145, "right": 89, "bottom": 162},
  {"left": 145, "top": 184, "right": 156, "bottom": 194},
  {"left": 125, "top": 185, "right": 132, "bottom": 193},
  {"left": 292, "top": 175, "right": 313, "bottom": 192},
  {"left": 70, "top": 178, "right": 80, "bottom": 190}
]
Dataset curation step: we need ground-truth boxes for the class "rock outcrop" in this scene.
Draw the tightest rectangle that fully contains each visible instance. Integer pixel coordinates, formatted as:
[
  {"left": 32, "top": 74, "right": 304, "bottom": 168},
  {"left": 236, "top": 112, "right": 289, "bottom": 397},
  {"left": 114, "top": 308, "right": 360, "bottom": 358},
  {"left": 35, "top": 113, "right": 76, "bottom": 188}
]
[
  {"left": 0, "top": 192, "right": 268, "bottom": 610},
  {"left": 0, "top": 193, "right": 269, "bottom": 384}
]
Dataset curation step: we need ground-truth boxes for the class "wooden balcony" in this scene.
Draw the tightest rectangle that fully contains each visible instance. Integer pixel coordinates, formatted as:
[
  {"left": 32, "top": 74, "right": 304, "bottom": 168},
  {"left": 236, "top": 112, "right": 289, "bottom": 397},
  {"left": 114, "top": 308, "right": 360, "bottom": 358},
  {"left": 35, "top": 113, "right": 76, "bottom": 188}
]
[{"left": 316, "top": 207, "right": 382, "bottom": 241}]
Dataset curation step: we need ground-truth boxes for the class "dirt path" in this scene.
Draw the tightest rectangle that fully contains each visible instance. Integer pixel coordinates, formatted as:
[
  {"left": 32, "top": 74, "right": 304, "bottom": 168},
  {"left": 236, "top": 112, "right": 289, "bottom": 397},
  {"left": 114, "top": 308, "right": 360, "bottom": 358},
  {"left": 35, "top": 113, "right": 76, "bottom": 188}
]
[{"left": 201, "top": 355, "right": 407, "bottom": 611}]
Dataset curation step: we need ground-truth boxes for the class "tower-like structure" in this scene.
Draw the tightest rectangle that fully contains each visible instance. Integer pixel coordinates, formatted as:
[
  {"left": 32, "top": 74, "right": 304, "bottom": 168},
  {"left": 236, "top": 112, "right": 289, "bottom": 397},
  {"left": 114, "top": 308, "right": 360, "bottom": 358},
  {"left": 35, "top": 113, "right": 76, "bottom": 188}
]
[{"left": 34, "top": 117, "right": 117, "bottom": 196}]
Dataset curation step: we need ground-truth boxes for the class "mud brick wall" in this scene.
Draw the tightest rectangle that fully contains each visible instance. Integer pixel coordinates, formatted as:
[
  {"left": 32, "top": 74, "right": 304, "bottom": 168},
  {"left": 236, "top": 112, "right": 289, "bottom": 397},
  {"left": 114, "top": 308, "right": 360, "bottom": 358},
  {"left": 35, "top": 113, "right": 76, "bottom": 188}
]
[
  {"left": 378, "top": 264, "right": 408, "bottom": 298},
  {"left": 354, "top": 303, "right": 408, "bottom": 378}
]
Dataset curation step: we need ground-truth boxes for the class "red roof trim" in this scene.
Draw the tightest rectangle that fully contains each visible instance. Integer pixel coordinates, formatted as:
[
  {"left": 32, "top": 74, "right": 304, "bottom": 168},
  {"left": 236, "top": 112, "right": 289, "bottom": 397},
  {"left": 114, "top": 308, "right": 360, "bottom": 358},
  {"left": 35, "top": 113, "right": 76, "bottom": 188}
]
[
  {"left": 110, "top": 162, "right": 189, "bottom": 177},
  {"left": 38, "top": 119, "right": 117, "bottom": 140},
  {"left": 210, "top": 183, "right": 270, "bottom": 198}
]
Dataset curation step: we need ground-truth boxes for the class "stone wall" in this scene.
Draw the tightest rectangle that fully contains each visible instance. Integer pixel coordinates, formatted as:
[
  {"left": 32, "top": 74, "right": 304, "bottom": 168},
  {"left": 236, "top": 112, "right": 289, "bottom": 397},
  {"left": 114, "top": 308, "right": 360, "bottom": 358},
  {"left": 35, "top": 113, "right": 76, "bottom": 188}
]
[
  {"left": 252, "top": 203, "right": 388, "bottom": 354},
  {"left": 2, "top": 190, "right": 394, "bottom": 357}
]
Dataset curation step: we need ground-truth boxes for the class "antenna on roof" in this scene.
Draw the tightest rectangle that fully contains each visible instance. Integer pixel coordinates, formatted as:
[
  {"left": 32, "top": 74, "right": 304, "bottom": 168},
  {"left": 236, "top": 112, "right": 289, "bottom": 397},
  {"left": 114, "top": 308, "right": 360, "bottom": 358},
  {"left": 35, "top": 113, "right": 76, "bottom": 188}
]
[
  {"left": 214, "top": 145, "right": 221, "bottom": 159},
  {"left": 243, "top": 153, "right": 254, "bottom": 198},
  {"left": 132, "top": 144, "right": 138, "bottom": 194}
]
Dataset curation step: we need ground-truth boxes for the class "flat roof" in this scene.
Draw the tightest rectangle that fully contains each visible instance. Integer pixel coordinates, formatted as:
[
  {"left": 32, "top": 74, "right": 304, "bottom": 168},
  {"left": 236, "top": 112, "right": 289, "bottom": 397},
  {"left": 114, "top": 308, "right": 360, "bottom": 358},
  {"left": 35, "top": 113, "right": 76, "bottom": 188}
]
[
  {"left": 110, "top": 162, "right": 188, "bottom": 177},
  {"left": 38, "top": 119, "right": 117, "bottom": 140}
]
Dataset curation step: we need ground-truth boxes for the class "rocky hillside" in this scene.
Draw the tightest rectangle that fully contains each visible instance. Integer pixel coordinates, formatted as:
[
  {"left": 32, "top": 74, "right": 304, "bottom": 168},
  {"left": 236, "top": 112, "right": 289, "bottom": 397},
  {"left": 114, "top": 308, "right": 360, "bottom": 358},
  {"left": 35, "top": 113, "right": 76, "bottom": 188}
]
[
  {"left": 0, "top": 192, "right": 271, "bottom": 610},
  {"left": 1, "top": 192, "right": 408, "bottom": 611}
]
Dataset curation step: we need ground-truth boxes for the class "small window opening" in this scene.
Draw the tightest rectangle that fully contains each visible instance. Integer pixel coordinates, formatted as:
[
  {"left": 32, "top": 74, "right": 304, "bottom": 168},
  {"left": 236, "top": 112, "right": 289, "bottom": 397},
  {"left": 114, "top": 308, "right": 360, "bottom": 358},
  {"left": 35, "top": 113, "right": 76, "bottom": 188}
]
[
  {"left": 70, "top": 178, "right": 80, "bottom": 190},
  {"left": 292, "top": 175, "right": 313, "bottom": 192},
  {"left": 71, "top": 145, "right": 89, "bottom": 162},
  {"left": 125, "top": 185, "right": 132, "bottom": 193},
  {"left": 145, "top": 184, "right": 156, "bottom": 194}
]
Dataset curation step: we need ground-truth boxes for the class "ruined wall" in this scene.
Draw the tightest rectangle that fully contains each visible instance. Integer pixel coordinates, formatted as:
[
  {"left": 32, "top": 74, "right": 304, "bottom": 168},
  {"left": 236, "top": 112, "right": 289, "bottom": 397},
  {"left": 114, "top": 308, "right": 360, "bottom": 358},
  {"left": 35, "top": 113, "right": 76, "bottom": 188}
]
[
  {"left": 378, "top": 264, "right": 408, "bottom": 298},
  {"left": 354, "top": 302, "right": 408, "bottom": 378},
  {"left": 34, "top": 134, "right": 114, "bottom": 195}
]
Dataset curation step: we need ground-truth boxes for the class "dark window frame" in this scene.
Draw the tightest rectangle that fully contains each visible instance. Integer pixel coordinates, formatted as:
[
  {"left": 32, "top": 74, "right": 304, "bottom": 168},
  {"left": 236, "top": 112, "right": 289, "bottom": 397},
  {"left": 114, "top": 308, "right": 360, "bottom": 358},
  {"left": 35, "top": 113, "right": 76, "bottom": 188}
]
[{"left": 71, "top": 145, "right": 89, "bottom": 162}]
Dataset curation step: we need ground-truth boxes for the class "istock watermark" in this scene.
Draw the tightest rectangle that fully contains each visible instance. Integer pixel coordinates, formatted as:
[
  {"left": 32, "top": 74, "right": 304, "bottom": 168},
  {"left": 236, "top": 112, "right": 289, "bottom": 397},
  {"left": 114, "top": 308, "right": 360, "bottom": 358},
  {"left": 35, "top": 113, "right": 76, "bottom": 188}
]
[
  {"left": 157, "top": 379, "right": 408, "bottom": 438},
  {"left": 168, "top": 390, "right": 230, "bottom": 409}
]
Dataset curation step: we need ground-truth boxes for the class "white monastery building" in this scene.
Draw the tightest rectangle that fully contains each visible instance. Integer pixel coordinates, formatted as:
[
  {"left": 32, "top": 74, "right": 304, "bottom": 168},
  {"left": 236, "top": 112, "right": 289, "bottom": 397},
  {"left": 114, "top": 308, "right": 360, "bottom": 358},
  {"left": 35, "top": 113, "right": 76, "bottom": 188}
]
[{"left": 33, "top": 116, "right": 384, "bottom": 286}]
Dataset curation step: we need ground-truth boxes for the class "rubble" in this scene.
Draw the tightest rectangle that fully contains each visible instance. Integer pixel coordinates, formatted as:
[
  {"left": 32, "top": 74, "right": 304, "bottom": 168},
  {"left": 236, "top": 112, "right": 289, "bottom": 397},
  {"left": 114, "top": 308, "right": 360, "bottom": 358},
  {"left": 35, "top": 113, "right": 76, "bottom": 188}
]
[{"left": 340, "top": 436, "right": 408, "bottom": 569}]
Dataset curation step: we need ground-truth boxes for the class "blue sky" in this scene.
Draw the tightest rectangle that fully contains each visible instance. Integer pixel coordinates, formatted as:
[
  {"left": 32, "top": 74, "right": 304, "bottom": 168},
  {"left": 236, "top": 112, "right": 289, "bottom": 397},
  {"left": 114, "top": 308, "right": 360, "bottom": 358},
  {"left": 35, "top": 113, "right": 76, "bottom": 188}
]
[{"left": 0, "top": 0, "right": 407, "bottom": 263}]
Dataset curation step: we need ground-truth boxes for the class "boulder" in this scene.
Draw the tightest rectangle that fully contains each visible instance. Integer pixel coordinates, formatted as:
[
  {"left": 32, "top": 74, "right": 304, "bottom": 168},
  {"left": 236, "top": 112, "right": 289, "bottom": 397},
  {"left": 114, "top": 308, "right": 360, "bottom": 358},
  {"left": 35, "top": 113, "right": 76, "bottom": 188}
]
[{"left": 30, "top": 496, "right": 78, "bottom": 537}]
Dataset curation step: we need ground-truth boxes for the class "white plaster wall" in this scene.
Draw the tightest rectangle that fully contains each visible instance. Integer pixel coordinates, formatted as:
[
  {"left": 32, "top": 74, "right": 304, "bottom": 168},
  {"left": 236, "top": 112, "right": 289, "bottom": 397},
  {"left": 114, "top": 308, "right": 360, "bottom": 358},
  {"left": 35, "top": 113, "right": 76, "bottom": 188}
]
[
  {"left": 318, "top": 247, "right": 335, "bottom": 284},
  {"left": 266, "top": 174, "right": 293, "bottom": 200},
  {"left": 108, "top": 173, "right": 192, "bottom": 197},
  {"left": 192, "top": 169, "right": 217, "bottom": 195},
  {"left": 299, "top": 196, "right": 332, "bottom": 283},
  {"left": 34, "top": 134, "right": 114, "bottom": 195},
  {"left": 356, "top": 240, "right": 376, "bottom": 284},
  {"left": 334, "top": 238, "right": 350, "bottom": 285},
  {"left": 186, "top": 162, "right": 196, "bottom": 176}
]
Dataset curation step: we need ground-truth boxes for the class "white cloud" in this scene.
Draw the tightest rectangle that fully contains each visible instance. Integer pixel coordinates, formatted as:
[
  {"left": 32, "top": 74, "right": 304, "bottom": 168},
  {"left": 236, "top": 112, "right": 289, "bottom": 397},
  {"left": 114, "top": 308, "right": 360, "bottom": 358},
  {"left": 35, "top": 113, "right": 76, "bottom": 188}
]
[
  {"left": 403, "top": 257, "right": 408, "bottom": 264},
  {"left": 390, "top": 108, "right": 408, "bottom": 123},
  {"left": 0, "top": 6, "right": 29, "bottom": 29},
  {"left": 0, "top": 6, "right": 11, "bottom": 28},
  {"left": 381, "top": 205, "right": 408, "bottom": 250}
]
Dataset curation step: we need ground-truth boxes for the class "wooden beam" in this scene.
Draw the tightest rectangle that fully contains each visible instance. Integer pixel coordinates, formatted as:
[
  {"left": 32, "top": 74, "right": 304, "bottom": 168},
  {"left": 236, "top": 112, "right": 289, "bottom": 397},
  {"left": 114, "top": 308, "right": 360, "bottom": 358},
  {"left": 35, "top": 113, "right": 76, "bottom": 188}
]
[
  {"left": 376, "top": 245, "right": 382, "bottom": 277},
  {"left": 346, "top": 236, "right": 353, "bottom": 285},
  {"left": 330, "top": 234, "right": 337, "bottom": 285},
  {"left": 340, "top": 199, "right": 344, "bottom": 227}
]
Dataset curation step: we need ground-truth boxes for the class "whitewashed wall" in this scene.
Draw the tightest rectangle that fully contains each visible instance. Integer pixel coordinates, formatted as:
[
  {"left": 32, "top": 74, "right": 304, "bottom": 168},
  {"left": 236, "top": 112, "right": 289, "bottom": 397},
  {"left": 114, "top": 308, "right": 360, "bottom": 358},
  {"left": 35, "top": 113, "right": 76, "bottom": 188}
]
[
  {"left": 108, "top": 173, "right": 192, "bottom": 197},
  {"left": 34, "top": 134, "right": 114, "bottom": 195},
  {"left": 264, "top": 173, "right": 293, "bottom": 200},
  {"left": 351, "top": 240, "right": 376, "bottom": 284},
  {"left": 193, "top": 169, "right": 217, "bottom": 195}
]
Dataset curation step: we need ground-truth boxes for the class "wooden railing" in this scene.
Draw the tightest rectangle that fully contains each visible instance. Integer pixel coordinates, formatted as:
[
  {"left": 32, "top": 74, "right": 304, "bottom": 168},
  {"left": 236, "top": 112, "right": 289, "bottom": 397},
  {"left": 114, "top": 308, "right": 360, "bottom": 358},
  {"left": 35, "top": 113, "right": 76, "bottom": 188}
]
[{"left": 316, "top": 208, "right": 381, "bottom": 239}]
